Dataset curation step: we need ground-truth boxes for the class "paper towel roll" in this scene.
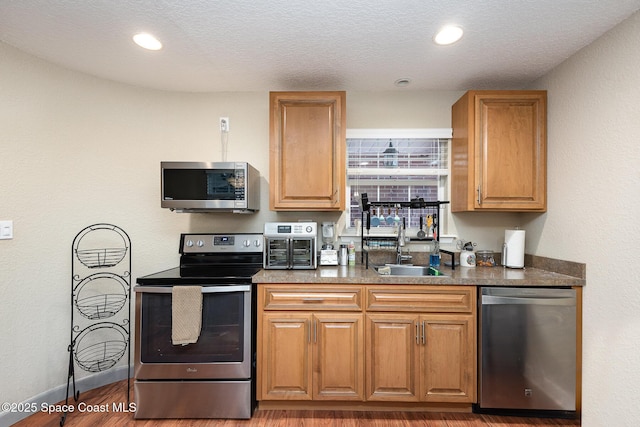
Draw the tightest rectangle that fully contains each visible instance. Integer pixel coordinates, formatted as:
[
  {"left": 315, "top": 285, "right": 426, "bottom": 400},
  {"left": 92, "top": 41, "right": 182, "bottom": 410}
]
[{"left": 504, "top": 229, "right": 525, "bottom": 268}]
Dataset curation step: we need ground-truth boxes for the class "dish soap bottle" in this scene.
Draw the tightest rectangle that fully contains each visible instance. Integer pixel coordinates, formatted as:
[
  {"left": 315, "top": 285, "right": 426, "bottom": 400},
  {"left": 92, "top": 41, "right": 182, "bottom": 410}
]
[{"left": 429, "top": 240, "right": 440, "bottom": 267}]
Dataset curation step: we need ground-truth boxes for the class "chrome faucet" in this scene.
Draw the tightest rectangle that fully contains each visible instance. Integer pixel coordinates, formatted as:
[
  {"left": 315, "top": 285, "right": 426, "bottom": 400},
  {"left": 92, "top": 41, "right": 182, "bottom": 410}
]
[{"left": 396, "top": 218, "right": 412, "bottom": 265}]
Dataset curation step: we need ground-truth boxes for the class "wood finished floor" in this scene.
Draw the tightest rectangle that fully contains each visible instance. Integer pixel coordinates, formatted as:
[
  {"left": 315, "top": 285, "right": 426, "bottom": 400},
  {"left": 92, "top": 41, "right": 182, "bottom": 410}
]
[{"left": 12, "top": 380, "right": 581, "bottom": 427}]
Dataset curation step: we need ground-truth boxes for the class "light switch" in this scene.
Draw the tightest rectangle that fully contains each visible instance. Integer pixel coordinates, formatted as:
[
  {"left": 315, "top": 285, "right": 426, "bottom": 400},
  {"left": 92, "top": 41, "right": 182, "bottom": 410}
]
[{"left": 0, "top": 220, "right": 13, "bottom": 239}]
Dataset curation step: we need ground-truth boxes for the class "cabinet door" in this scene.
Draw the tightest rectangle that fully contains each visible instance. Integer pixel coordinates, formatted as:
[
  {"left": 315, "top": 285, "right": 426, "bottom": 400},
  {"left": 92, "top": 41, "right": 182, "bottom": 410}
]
[
  {"left": 260, "top": 313, "right": 313, "bottom": 400},
  {"left": 451, "top": 90, "right": 546, "bottom": 212},
  {"left": 476, "top": 93, "right": 546, "bottom": 210},
  {"left": 365, "top": 314, "right": 420, "bottom": 401},
  {"left": 269, "top": 91, "right": 346, "bottom": 211},
  {"left": 420, "top": 314, "right": 476, "bottom": 403},
  {"left": 314, "top": 313, "right": 364, "bottom": 400}
]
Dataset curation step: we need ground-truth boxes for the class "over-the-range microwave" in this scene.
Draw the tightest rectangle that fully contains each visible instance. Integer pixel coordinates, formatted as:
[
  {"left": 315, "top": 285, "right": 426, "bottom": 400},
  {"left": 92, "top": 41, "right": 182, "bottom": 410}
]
[{"left": 161, "top": 161, "right": 260, "bottom": 213}]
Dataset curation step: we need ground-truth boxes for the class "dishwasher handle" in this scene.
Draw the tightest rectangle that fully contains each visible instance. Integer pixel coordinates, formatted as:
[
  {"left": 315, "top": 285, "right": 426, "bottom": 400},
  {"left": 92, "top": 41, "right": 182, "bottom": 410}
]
[{"left": 482, "top": 295, "right": 575, "bottom": 306}]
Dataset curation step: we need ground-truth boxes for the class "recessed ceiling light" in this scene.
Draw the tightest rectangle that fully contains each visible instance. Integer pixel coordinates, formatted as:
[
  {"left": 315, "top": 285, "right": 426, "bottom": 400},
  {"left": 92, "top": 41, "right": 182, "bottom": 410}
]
[
  {"left": 433, "top": 25, "right": 463, "bottom": 45},
  {"left": 394, "top": 78, "right": 411, "bottom": 87},
  {"left": 133, "top": 33, "right": 162, "bottom": 50}
]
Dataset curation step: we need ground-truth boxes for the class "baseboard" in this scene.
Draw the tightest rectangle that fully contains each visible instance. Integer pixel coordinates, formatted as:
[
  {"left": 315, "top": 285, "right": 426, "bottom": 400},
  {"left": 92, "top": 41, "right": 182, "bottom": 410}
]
[{"left": 0, "top": 366, "right": 132, "bottom": 427}]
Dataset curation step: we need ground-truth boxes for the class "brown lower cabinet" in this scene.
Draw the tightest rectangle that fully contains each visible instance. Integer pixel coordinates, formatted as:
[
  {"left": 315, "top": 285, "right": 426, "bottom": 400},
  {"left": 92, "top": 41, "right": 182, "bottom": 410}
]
[
  {"left": 260, "top": 312, "right": 364, "bottom": 400},
  {"left": 366, "top": 313, "right": 475, "bottom": 403},
  {"left": 257, "top": 284, "right": 476, "bottom": 407}
]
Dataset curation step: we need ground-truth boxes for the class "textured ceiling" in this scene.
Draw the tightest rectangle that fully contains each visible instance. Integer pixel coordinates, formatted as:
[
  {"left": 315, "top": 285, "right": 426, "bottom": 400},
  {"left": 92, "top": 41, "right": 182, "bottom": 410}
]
[{"left": 1, "top": 0, "right": 639, "bottom": 93}]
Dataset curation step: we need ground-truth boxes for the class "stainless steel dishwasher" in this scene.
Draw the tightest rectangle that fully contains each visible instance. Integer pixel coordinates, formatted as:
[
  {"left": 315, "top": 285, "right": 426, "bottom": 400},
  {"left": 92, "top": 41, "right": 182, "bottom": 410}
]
[{"left": 477, "top": 287, "right": 577, "bottom": 418}]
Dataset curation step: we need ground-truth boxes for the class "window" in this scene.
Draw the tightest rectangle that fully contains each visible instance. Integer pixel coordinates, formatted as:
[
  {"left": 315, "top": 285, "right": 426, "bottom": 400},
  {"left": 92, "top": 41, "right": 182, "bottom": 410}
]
[{"left": 346, "top": 129, "right": 451, "bottom": 230}]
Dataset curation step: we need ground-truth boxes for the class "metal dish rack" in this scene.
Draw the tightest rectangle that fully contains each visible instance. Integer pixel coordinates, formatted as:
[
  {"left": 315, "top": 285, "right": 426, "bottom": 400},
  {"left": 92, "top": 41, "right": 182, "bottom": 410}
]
[
  {"left": 62, "top": 224, "right": 131, "bottom": 426},
  {"left": 359, "top": 193, "right": 450, "bottom": 268}
]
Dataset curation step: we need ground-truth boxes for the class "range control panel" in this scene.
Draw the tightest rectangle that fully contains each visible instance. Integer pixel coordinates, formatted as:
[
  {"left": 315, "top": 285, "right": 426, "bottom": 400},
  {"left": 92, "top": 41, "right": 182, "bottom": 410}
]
[{"left": 180, "top": 233, "right": 263, "bottom": 254}]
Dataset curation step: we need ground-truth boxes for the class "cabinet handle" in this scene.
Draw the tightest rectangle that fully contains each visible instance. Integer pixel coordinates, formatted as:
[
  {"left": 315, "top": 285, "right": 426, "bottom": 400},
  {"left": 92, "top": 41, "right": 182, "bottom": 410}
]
[
  {"left": 307, "top": 319, "right": 311, "bottom": 343},
  {"left": 477, "top": 185, "right": 482, "bottom": 205},
  {"left": 302, "top": 298, "right": 324, "bottom": 302},
  {"left": 421, "top": 321, "right": 426, "bottom": 345},
  {"left": 415, "top": 322, "right": 420, "bottom": 345},
  {"left": 313, "top": 319, "right": 318, "bottom": 343}
]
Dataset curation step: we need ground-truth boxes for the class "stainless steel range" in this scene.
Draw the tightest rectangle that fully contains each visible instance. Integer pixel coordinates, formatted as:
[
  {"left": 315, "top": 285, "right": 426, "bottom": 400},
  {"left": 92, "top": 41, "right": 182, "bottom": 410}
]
[{"left": 134, "top": 233, "right": 263, "bottom": 419}]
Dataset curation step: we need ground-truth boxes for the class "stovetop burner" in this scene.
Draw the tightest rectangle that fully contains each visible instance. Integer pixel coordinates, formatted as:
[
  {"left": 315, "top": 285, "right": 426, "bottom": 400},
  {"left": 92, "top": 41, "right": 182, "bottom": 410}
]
[{"left": 137, "top": 233, "right": 264, "bottom": 286}]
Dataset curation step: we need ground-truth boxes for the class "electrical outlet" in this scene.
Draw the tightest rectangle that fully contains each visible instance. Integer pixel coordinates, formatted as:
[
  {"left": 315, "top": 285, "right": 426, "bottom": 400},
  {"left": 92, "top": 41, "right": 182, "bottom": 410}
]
[
  {"left": 0, "top": 220, "right": 13, "bottom": 239},
  {"left": 219, "top": 117, "right": 229, "bottom": 132}
]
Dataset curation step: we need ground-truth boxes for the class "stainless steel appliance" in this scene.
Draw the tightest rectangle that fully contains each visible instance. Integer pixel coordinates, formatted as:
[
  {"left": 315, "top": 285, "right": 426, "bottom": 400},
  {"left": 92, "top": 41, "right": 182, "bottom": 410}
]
[
  {"left": 134, "top": 233, "right": 263, "bottom": 419},
  {"left": 263, "top": 222, "right": 317, "bottom": 269},
  {"left": 477, "top": 287, "right": 577, "bottom": 418},
  {"left": 161, "top": 161, "right": 260, "bottom": 213}
]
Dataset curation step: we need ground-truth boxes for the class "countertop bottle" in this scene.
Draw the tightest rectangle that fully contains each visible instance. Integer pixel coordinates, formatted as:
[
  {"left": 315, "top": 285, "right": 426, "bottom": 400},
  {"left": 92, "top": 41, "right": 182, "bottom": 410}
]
[
  {"left": 429, "top": 241, "right": 440, "bottom": 267},
  {"left": 339, "top": 244, "right": 348, "bottom": 266},
  {"left": 348, "top": 241, "right": 356, "bottom": 266}
]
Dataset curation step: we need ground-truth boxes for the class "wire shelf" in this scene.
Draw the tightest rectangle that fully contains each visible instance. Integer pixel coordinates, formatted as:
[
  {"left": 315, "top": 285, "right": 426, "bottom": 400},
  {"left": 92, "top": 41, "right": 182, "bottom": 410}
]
[
  {"left": 73, "top": 323, "right": 128, "bottom": 373},
  {"left": 76, "top": 294, "right": 127, "bottom": 320},
  {"left": 75, "top": 248, "right": 127, "bottom": 268},
  {"left": 74, "top": 273, "right": 128, "bottom": 319},
  {"left": 64, "top": 223, "right": 131, "bottom": 426},
  {"left": 73, "top": 224, "right": 129, "bottom": 268}
]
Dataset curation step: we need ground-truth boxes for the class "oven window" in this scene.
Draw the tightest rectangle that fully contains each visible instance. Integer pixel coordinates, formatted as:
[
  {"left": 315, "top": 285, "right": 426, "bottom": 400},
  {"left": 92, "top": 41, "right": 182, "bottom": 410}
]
[
  {"left": 140, "top": 291, "right": 245, "bottom": 363},
  {"left": 292, "top": 238, "right": 314, "bottom": 267},
  {"left": 266, "top": 238, "right": 288, "bottom": 268}
]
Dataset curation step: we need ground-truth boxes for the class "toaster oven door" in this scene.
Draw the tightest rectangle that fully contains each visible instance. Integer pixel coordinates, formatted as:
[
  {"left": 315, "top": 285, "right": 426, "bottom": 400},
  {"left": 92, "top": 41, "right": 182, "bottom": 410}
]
[
  {"left": 264, "top": 237, "right": 291, "bottom": 269},
  {"left": 290, "top": 237, "right": 316, "bottom": 269}
]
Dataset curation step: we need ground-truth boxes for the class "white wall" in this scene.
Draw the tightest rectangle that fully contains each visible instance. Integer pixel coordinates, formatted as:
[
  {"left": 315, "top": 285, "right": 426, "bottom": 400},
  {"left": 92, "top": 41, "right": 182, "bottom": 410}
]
[
  {"left": 0, "top": 44, "right": 274, "bottom": 412},
  {"left": 527, "top": 11, "right": 640, "bottom": 427}
]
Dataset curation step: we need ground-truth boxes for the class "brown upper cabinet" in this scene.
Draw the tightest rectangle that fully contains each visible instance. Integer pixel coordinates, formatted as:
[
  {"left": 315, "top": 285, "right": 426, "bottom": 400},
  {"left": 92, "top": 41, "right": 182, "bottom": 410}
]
[
  {"left": 269, "top": 91, "right": 346, "bottom": 211},
  {"left": 451, "top": 90, "right": 547, "bottom": 212}
]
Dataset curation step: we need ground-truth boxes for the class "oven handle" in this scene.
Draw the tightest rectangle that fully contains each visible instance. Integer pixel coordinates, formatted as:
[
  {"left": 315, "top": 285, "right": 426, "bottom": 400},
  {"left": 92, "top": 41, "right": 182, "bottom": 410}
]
[{"left": 134, "top": 284, "right": 251, "bottom": 294}]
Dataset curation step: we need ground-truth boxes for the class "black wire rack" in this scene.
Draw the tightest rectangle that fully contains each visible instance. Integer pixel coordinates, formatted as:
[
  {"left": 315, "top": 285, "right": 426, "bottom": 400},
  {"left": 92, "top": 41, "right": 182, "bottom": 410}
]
[
  {"left": 359, "top": 194, "right": 450, "bottom": 268},
  {"left": 62, "top": 224, "right": 131, "bottom": 426}
]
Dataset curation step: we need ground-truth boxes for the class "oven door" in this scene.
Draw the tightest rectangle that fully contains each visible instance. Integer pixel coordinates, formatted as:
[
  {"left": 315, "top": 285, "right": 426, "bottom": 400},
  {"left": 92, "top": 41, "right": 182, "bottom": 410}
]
[{"left": 134, "top": 284, "right": 252, "bottom": 380}]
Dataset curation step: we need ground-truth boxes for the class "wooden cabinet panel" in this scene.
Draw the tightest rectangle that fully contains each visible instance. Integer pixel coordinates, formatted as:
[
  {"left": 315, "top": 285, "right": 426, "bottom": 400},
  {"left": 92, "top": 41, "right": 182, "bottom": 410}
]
[
  {"left": 366, "top": 312, "right": 476, "bottom": 404},
  {"left": 314, "top": 314, "right": 364, "bottom": 400},
  {"left": 262, "top": 285, "right": 363, "bottom": 311},
  {"left": 259, "top": 311, "right": 364, "bottom": 401},
  {"left": 260, "top": 313, "right": 313, "bottom": 400},
  {"left": 451, "top": 90, "right": 546, "bottom": 212},
  {"left": 367, "top": 286, "right": 474, "bottom": 313},
  {"left": 269, "top": 91, "right": 346, "bottom": 211},
  {"left": 366, "top": 286, "right": 476, "bottom": 403},
  {"left": 421, "top": 315, "right": 475, "bottom": 403},
  {"left": 366, "top": 314, "right": 420, "bottom": 401}
]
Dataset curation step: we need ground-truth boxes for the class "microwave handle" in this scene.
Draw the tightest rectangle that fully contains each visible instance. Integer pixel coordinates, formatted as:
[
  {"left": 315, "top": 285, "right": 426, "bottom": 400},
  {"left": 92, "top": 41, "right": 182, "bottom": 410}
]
[{"left": 135, "top": 285, "right": 251, "bottom": 294}]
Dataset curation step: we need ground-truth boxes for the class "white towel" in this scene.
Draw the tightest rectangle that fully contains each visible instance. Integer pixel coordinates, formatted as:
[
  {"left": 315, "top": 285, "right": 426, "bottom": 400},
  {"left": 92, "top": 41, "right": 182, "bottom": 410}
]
[{"left": 171, "top": 286, "right": 202, "bottom": 346}]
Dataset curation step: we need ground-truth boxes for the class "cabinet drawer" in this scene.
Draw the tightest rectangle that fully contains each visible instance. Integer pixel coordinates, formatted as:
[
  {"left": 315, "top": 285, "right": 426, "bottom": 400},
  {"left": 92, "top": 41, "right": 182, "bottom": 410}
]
[
  {"left": 366, "top": 286, "right": 475, "bottom": 313},
  {"left": 262, "top": 286, "right": 363, "bottom": 311}
]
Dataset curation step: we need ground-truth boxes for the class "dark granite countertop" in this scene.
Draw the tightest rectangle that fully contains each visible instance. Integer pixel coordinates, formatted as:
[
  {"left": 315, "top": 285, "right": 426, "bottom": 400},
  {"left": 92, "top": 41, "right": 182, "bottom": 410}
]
[{"left": 252, "top": 256, "right": 585, "bottom": 287}]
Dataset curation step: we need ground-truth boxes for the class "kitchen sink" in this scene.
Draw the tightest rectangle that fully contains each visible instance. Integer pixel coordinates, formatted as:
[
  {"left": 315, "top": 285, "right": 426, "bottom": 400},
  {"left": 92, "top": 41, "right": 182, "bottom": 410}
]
[{"left": 375, "top": 264, "right": 448, "bottom": 277}]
